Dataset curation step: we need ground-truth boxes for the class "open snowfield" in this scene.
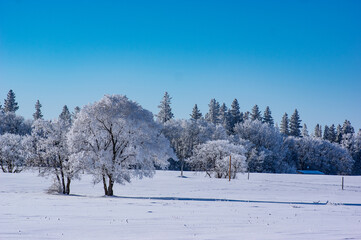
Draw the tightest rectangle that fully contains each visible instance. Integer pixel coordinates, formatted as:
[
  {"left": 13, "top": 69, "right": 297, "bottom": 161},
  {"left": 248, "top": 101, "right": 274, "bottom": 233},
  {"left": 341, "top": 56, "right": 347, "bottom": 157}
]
[{"left": 1, "top": 170, "right": 361, "bottom": 240}]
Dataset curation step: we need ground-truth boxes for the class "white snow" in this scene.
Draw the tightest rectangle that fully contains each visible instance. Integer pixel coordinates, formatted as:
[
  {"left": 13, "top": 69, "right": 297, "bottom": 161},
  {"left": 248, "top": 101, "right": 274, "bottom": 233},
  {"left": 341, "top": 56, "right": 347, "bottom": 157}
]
[{"left": 1, "top": 170, "right": 361, "bottom": 239}]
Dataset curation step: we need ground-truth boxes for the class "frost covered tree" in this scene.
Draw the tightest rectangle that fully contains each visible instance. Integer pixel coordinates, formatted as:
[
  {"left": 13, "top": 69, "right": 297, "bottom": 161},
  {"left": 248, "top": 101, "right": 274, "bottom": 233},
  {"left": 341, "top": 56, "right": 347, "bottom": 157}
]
[
  {"left": 205, "top": 99, "right": 220, "bottom": 124},
  {"left": 262, "top": 106, "right": 274, "bottom": 126},
  {"left": 3, "top": 89, "right": 19, "bottom": 113},
  {"left": 59, "top": 105, "right": 72, "bottom": 127},
  {"left": 219, "top": 103, "right": 232, "bottom": 134},
  {"left": 335, "top": 124, "right": 343, "bottom": 144},
  {"left": 289, "top": 109, "right": 301, "bottom": 137},
  {"left": 30, "top": 118, "right": 77, "bottom": 195},
  {"left": 157, "top": 92, "right": 174, "bottom": 123},
  {"left": 0, "top": 133, "right": 28, "bottom": 173},
  {"left": 243, "top": 111, "right": 250, "bottom": 121},
  {"left": 72, "top": 106, "right": 81, "bottom": 120},
  {"left": 190, "top": 104, "right": 202, "bottom": 120},
  {"left": 33, "top": 100, "right": 43, "bottom": 120},
  {"left": 250, "top": 104, "right": 262, "bottom": 121},
  {"left": 302, "top": 124, "right": 309, "bottom": 137},
  {"left": 280, "top": 113, "right": 289, "bottom": 136},
  {"left": 328, "top": 124, "right": 336, "bottom": 143},
  {"left": 229, "top": 99, "right": 242, "bottom": 131},
  {"left": 314, "top": 124, "right": 322, "bottom": 138},
  {"left": 68, "top": 95, "right": 174, "bottom": 196},
  {"left": 234, "top": 120, "right": 292, "bottom": 173},
  {"left": 0, "top": 112, "right": 32, "bottom": 135},
  {"left": 342, "top": 120, "right": 354, "bottom": 136},
  {"left": 187, "top": 140, "right": 247, "bottom": 179},
  {"left": 323, "top": 125, "right": 330, "bottom": 141}
]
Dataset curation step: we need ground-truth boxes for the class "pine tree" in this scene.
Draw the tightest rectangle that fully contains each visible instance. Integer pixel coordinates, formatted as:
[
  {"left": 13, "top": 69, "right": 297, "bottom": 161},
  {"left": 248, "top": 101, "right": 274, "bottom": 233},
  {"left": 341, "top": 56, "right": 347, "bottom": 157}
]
[
  {"left": 72, "top": 106, "right": 81, "bottom": 120},
  {"left": 205, "top": 99, "right": 220, "bottom": 124},
  {"left": 229, "top": 99, "right": 242, "bottom": 127},
  {"left": 342, "top": 120, "right": 354, "bottom": 135},
  {"left": 243, "top": 111, "right": 250, "bottom": 121},
  {"left": 3, "top": 89, "right": 19, "bottom": 113},
  {"left": 289, "top": 109, "right": 302, "bottom": 137},
  {"left": 157, "top": 92, "right": 174, "bottom": 123},
  {"left": 190, "top": 104, "right": 202, "bottom": 120},
  {"left": 328, "top": 124, "right": 336, "bottom": 142},
  {"left": 314, "top": 124, "right": 322, "bottom": 138},
  {"left": 33, "top": 100, "right": 43, "bottom": 120},
  {"left": 219, "top": 103, "right": 232, "bottom": 134},
  {"left": 250, "top": 104, "right": 262, "bottom": 121},
  {"left": 59, "top": 105, "right": 72, "bottom": 128},
  {"left": 335, "top": 124, "right": 342, "bottom": 144},
  {"left": 262, "top": 106, "right": 274, "bottom": 126},
  {"left": 280, "top": 113, "right": 289, "bottom": 135},
  {"left": 302, "top": 123, "right": 309, "bottom": 137},
  {"left": 323, "top": 125, "right": 330, "bottom": 141}
]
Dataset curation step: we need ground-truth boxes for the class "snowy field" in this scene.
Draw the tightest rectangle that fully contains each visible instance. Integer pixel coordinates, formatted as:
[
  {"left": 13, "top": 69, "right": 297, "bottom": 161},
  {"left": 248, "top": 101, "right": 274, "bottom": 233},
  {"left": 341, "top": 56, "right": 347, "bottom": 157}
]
[{"left": 1, "top": 171, "right": 361, "bottom": 240}]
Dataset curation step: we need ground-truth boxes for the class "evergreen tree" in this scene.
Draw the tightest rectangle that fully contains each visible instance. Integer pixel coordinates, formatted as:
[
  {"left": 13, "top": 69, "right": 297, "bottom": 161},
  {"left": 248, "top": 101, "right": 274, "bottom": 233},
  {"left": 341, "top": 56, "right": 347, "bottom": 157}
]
[
  {"left": 301, "top": 124, "right": 309, "bottom": 137},
  {"left": 328, "top": 124, "right": 336, "bottom": 142},
  {"left": 229, "top": 99, "right": 242, "bottom": 127},
  {"left": 289, "top": 109, "right": 302, "bottom": 137},
  {"left": 280, "top": 113, "right": 289, "bottom": 135},
  {"left": 262, "top": 106, "right": 274, "bottom": 126},
  {"left": 314, "top": 124, "right": 322, "bottom": 138},
  {"left": 157, "top": 92, "right": 174, "bottom": 123},
  {"left": 323, "top": 125, "right": 330, "bottom": 141},
  {"left": 3, "top": 89, "right": 19, "bottom": 113},
  {"left": 72, "top": 106, "right": 81, "bottom": 120},
  {"left": 205, "top": 99, "right": 220, "bottom": 124},
  {"left": 250, "top": 104, "right": 262, "bottom": 121},
  {"left": 342, "top": 120, "right": 354, "bottom": 135},
  {"left": 335, "top": 124, "right": 343, "bottom": 144},
  {"left": 219, "top": 103, "right": 232, "bottom": 134},
  {"left": 33, "top": 100, "right": 43, "bottom": 120},
  {"left": 59, "top": 105, "right": 72, "bottom": 128},
  {"left": 190, "top": 104, "right": 202, "bottom": 120},
  {"left": 243, "top": 111, "right": 250, "bottom": 121}
]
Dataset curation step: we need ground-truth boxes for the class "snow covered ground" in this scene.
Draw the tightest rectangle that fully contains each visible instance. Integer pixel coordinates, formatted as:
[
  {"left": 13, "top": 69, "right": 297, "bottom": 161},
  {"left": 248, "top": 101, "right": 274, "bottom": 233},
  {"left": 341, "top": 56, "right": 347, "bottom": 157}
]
[{"left": 1, "top": 170, "right": 361, "bottom": 240}]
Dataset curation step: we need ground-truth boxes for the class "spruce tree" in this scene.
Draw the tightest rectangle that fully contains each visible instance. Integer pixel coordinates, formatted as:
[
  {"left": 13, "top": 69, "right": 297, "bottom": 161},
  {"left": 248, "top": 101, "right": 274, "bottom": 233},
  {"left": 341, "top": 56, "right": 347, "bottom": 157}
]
[
  {"left": 250, "top": 104, "right": 262, "bottom": 121},
  {"left": 289, "top": 109, "right": 302, "bottom": 137},
  {"left": 3, "top": 89, "right": 19, "bottom": 113},
  {"left": 328, "top": 124, "right": 336, "bottom": 142},
  {"left": 280, "top": 113, "right": 289, "bottom": 135},
  {"left": 72, "top": 106, "right": 81, "bottom": 120},
  {"left": 262, "top": 106, "right": 274, "bottom": 126},
  {"left": 342, "top": 120, "right": 354, "bottom": 135},
  {"left": 219, "top": 103, "right": 232, "bottom": 134},
  {"left": 243, "top": 111, "right": 250, "bottom": 121},
  {"left": 33, "top": 100, "right": 43, "bottom": 120},
  {"left": 190, "top": 104, "right": 202, "bottom": 120},
  {"left": 157, "top": 92, "right": 174, "bottom": 123},
  {"left": 323, "top": 125, "right": 330, "bottom": 141},
  {"left": 229, "top": 99, "right": 242, "bottom": 127},
  {"left": 302, "top": 123, "right": 309, "bottom": 137},
  {"left": 335, "top": 124, "right": 342, "bottom": 143},
  {"left": 314, "top": 124, "right": 322, "bottom": 138},
  {"left": 205, "top": 99, "right": 220, "bottom": 124},
  {"left": 59, "top": 105, "right": 72, "bottom": 128}
]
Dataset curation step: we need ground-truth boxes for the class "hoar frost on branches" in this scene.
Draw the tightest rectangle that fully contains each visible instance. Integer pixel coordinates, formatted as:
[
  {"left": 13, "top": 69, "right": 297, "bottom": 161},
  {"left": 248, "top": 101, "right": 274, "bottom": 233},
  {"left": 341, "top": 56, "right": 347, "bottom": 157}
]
[
  {"left": 187, "top": 140, "right": 247, "bottom": 179},
  {"left": 68, "top": 95, "right": 174, "bottom": 196},
  {"left": 0, "top": 133, "right": 29, "bottom": 173}
]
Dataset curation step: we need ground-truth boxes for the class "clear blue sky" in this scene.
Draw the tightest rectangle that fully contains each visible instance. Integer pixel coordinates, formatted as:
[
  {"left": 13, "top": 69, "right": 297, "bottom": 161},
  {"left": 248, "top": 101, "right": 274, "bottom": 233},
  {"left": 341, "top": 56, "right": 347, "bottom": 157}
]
[{"left": 1, "top": 0, "right": 360, "bottom": 130}]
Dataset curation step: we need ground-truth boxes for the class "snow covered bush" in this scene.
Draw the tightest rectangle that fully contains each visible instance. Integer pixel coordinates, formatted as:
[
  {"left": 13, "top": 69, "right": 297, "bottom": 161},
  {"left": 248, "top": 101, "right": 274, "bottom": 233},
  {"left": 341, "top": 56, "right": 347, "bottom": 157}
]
[
  {"left": 187, "top": 140, "right": 247, "bottom": 178},
  {"left": 0, "top": 133, "right": 28, "bottom": 173},
  {"left": 68, "top": 95, "right": 174, "bottom": 196}
]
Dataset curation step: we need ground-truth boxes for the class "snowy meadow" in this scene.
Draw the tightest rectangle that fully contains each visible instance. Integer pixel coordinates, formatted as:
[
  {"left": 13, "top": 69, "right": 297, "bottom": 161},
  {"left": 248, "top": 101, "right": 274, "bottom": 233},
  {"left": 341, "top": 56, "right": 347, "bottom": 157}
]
[{"left": 1, "top": 170, "right": 361, "bottom": 240}]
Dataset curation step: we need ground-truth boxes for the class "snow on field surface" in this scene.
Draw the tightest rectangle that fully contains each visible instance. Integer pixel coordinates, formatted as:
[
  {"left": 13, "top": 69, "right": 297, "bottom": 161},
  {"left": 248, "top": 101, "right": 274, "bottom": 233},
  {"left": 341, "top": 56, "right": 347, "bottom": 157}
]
[{"left": 1, "top": 170, "right": 361, "bottom": 240}]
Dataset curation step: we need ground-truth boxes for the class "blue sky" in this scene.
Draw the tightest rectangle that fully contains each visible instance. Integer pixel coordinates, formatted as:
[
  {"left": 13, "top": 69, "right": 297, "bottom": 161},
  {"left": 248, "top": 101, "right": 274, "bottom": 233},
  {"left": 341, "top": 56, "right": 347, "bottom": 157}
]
[{"left": 0, "top": 0, "right": 360, "bottom": 130}]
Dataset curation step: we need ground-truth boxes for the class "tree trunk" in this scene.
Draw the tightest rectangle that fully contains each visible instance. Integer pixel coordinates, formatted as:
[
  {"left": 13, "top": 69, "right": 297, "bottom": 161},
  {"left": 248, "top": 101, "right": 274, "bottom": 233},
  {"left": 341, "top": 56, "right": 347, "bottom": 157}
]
[
  {"left": 60, "top": 170, "right": 66, "bottom": 194},
  {"left": 65, "top": 177, "right": 71, "bottom": 195},
  {"left": 180, "top": 159, "right": 184, "bottom": 177},
  {"left": 102, "top": 174, "right": 108, "bottom": 196},
  {"left": 107, "top": 176, "right": 114, "bottom": 196}
]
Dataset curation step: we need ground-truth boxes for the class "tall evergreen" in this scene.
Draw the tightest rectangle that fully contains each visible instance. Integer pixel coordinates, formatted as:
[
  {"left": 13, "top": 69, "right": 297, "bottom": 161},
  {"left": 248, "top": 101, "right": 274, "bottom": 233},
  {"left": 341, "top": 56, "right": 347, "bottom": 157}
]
[
  {"left": 157, "top": 92, "right": 174, "bottom": 123},
  {"left": 219, "top": 103, "right": 228, "bottom": 124},
  {"left": 323, "top": 125, "right": 330, "bottom": 141},
  {"left": 33, "top": 100, "right": 43, "bottom": 120},
  {"left": 3, "top": 89, "right": 19, "bottom": 113},
  {"left": 190, "top": 104, "right": 202, "bottom": 120},
  {"left": 72, "top": 106, "right": 81, "bottom": 120},
  {"left": 250, "top": 104, "right": 262, "bottom": 121},
  {"left": 280, "top": 113, "right": 289, "bottom": 135},
  {"left": 335, "top": 124, "right": 343, "bottom": 143},
  {"left": 302, "top": 123, "right": 309, "bottom": 137},
  {"left": 289, "top": 109, "right": 302, "bottom": 137},
  {"left": 59, "top": 105, "right": 72, "bottom": 128},
  {"left": 328, "top": 124, "right": 336, "bottom": 142},
  {"left": 243, "top": 111, "right": 250, "bottom": 121},
  {"left": 314, "top": 124, "right": 322, "bottom": 138},
  {"left": 342, "top": 120, "right": 354, "bottom": 135},
  {"left": 229, "top": 99, "right": 242, "bottom": 127},
  {"left": 205, "top": 99, "right": 220, "bottom": 124},
  {"left": 262, "top": 106, "right": 274, "bottom": 126}
]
